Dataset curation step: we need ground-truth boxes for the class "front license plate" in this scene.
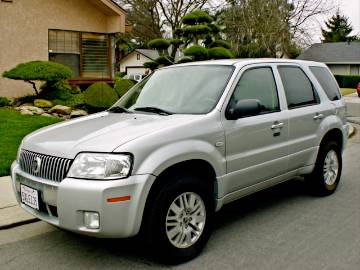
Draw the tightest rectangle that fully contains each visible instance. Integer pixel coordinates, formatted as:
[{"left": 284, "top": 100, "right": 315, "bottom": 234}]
[{"left": 20, "top": 184, "right": 39, "bottom": 210}]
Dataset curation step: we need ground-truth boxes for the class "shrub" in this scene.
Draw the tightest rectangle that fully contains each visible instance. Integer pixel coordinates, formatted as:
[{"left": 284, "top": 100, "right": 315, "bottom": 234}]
[
  {"left": 182, "top": 25, "right": 212, "bottom": 38},
  {"left": 182, "top": 10, "right": 213, "bottom": 25},
  {"left": 208, "top": 47, "right": 233, "bottom": 59},
  {"left": 14, "top": 94, "right": 36, "bottom": 105},
  {"left": 52, "top": 93, "right": 85, "bottom": 109},
  {"left": 115, "top": 72, "right": 126, "bottom": 78},
  {"left": 169, "top": 38, "right": 183, "bottom": 47},
  {"left": 114, "top": 78, "right": 135, "bottom": 97},
  {"left": 334, "top": 75, "right": 360, "bottom": 88},
  {"left": 155, "top": 56, "right": 174, "bottom": 66},
  {"left": 176, "top": 57, "right": 193, "bottom": 64},
  {"left": 40, "top": 80, "right": 72, "bottom": 101},
  {"left": 84, "top": 82, "right": 118, "bottom": 109},
  {"left": 209, "top": 40, "right": 231, "bottom": 49},
  {"left": 147, "top": 39, "right": 171, "bottom": 50},
  {"left": 2, "top": 61, "right": 72, "bottom": 95},
  {"left": 0, "top": 97, "right": 10, "bottom": 107},
  {"left": 144, "top": 61, "right": 159, "bottom": 71},
  {"left": 184, "top": 45, "right": 209, "bottom": 61}
]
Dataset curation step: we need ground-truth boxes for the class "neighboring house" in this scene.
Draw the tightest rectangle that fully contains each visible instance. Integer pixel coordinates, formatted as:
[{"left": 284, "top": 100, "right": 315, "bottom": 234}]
[
  {"left": 297, "top": 42, "right": 360, "bottom": 76},
  {"left": 0, "top": 0, "right": 126, "bottom": 97},
  {"left": 119, "top": 49, "right": 159, "bottom": 75}
]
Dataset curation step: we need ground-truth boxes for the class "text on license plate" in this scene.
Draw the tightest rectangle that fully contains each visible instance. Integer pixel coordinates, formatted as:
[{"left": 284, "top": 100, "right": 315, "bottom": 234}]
[{"left": 20, "top": 184, "right": 39, "bottom": 210}]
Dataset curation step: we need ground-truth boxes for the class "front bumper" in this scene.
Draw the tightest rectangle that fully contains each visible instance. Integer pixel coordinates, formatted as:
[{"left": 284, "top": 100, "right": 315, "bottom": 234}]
[{"left": 11, "top": 161, "right": 156, "bottom": 238}]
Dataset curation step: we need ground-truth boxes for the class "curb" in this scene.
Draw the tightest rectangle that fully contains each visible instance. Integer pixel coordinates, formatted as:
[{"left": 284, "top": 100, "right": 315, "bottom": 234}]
[
  {"left": 0, "top": 218, "right": 39, "bottom": 230},
  {"left": 348, "top": 123, "right": 356, "bottom": 138}
]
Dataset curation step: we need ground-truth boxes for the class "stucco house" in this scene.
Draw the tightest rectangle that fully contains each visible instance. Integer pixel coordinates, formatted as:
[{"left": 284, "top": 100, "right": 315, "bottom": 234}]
[
  {"left": 297, "top": 42, "right": 360, "bottom": 76},
  {"left": 0, "top": 0, "right": 126, "bottom": 97},
  {"left": 119, "top": 49, "right": 159, "bottom": 75}
]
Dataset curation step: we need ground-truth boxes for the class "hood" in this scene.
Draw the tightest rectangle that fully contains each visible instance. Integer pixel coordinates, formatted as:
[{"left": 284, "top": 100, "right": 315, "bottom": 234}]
[{"left": 21, "top": 112, "right": 196, "bottom": 159}]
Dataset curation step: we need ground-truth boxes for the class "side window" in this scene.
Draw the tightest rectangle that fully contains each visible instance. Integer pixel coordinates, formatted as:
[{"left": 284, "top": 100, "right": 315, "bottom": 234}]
[
  {"left": 278, "top": 66, "right": 318, "bottom": 109},
  {"left": 310, "top": 66, "right": 341, "bottom": 101},
  {"left": 228, "top": 67, "right": 280, "bottom": 115}
]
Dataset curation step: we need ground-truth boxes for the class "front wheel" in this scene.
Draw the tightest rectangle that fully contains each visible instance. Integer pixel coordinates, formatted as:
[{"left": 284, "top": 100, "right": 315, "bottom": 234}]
[
  {"left": 142, "top": 174, "right": 214, "bottom": 264},
  {"left": 306, "top": 141, "right": 342, "bottom": 196}
]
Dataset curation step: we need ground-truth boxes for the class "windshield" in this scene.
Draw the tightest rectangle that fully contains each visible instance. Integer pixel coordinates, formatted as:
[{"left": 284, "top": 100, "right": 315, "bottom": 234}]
[{"left": 112, "top": 65, "right": 234, "bottom": 114}]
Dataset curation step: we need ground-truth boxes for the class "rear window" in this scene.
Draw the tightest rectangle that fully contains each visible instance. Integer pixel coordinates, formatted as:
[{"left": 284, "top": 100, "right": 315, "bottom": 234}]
[
  {"left": 278, "top": 66, "right": 318, "bottom": 109},
  {"left": 310, "top": 66, "right": 341, "bottom": 101}
]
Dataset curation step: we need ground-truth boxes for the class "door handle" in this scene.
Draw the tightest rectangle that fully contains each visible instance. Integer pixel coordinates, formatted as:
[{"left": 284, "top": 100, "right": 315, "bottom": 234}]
[
  {"left": 313, "top": 113, "right": 324, "bottom": 120},
  {"left": 271, "top": 122, "right": 284, "bottom": 129}
]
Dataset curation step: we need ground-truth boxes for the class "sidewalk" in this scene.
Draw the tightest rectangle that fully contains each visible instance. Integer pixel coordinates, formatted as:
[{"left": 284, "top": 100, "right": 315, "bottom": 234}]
[
  {"left": 344, "top": 93, "right": 360, "bottom": 117},
  {"left": 0, "top": 176, "right": 37, "bottom": 229}
]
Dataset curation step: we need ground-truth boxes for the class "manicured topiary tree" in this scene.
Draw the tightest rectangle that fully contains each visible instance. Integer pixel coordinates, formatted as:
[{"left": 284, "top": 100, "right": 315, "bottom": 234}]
[
  {"left": 114, "top": 78, "right": 135, "bottom": 97},
  {"left": 176, "top": 57, "right": 193, "bottom": 64},
  {"left": 184, "top": 45, "right": 209, "bottom": 61},
  {"left": 84, "top": 82, "right": 118, "bottom": 109},
  {"left": 2, "top": 61, "right": 72, "bottom": 95},
  {"left": 148, "top": 38, "right": 171, "bottom": 55},
  {"left": 208, "top": 47, "right": 233, "bottom": 59}
]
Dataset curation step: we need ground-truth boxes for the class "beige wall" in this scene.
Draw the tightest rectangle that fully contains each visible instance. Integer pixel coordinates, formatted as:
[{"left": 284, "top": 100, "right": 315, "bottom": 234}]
[
  {"left": 0, "top": 0, "right": 125, "bottom": 97},
  {"left": 327, "top": 64, "right": 351, "bottom": 76}
]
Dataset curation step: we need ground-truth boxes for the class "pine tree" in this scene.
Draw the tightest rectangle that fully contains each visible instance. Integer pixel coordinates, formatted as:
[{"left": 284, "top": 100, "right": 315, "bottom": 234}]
[{"left": 322, "top": 11, "right": 355, "bottom": 43}]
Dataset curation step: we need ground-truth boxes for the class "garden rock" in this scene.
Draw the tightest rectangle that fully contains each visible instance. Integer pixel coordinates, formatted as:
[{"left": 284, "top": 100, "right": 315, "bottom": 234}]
[
  {"left": 41, "top": 113, "right": 53, "bottom": 117},
  {"left": 18, "top": 105, "right": 44, "bottom": 115},
  {"left": 70, "top": 110, "right": 88, "bottom": 118},
  {"left": 34, "top": 99, "right": 53, "bottom": 108},
  {"left": 20, "top": 109, "right": 34, "bottom": 116},
  {"left": 49, "top": 105, "right": 72, "bottom": 115}
]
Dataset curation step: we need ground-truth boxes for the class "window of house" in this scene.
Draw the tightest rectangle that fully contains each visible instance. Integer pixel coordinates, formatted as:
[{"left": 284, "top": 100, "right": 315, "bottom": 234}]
[
  {"left": 49, "top": 30, "right": 111, "bottom": 79},
  {"left": 278, "top": 66, "right": 318, "bottom": 109},
  {"left": 49, "top": 30, "right": 80, "bottom": 77},
  {"left": 228, "top": 67, "right": 280, "bottom": 115},
  {"left": 310, "top": 66, "right": 341, "bottom": 101},
  {"left": 137, "top": 54, "right": 140, "bottom": 60}
]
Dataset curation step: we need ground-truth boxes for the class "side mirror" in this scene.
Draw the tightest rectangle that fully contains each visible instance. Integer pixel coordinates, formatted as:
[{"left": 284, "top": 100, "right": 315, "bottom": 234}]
[{"left": 226, "top": 99, "right": 262, "bottom": 120}]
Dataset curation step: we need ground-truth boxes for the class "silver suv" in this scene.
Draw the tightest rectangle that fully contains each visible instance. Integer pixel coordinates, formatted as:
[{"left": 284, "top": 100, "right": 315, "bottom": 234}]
[{"left": 11, "top": 59, "right": 348, "bottom": 263}]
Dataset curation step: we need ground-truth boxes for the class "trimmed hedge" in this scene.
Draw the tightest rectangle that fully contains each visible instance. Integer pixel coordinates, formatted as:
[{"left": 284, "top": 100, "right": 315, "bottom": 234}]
[
  {"left": 114, "top": 78, "right": 135, "bottom": 97},
  {"left": 147, "top": 39, "right": 170, "bottom": 50},
  {"left": 3, "top": 61, "right": 72, "bottom": 82},
  {"left": 209, "top": 40, "right": 231, "bottom": 49},
  {"left": 184, "top": 45, "right": 209, "bottom": 61},
  {"left": 334, "top": 75, "right": 360, "bottom": 88},
  {"left": 182, "top": 10, "right": 213, "bottom": 25},
  {"left": 84, "top": 82, "right": 118, "bottom": 109},
  {"left": 208, "top": 47, "right": 233, "bottom": 59},
  {"left": 0, "top": 97, "right": 10, "bottom": 107}
]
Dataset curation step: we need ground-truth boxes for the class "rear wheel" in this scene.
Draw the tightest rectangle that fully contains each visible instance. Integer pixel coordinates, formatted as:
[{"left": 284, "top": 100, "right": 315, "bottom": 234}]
[
  {"left": 306, "top": 141, "right": 342, "bottom": 196},
  {"left": 143, "top": 174, "right": 214, "bottom": 264}
]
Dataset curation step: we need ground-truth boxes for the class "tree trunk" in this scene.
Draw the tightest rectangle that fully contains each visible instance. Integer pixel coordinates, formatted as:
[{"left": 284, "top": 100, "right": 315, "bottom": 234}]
[{"left": 26, "top": 80, "right": 38, "bottom": 95}]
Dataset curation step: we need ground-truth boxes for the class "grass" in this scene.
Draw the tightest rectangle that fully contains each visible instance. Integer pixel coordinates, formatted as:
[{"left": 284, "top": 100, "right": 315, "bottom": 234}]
[
  {"left": 0, "top": 108, "right": 61, "bottom": 177},
  {"left": 341, "top": 88, "right": 357, "bottom": 96}
]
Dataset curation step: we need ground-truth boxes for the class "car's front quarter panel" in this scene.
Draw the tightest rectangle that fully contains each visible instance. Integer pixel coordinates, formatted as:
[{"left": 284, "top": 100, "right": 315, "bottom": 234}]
[{"left": 115, "top": 112, "right": 226, "bottom": 178}]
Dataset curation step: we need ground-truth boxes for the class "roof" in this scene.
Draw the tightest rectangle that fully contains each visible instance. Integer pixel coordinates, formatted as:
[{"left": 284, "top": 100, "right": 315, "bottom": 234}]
[
  {"left": 136, "top": 49, "right": 160, "bottom": 61},
  {"left": 297, "top": 42, "right": 360, "bottom": 64},
  {"left": 88, "top": 0, "right": 126, "bottom": 16}
]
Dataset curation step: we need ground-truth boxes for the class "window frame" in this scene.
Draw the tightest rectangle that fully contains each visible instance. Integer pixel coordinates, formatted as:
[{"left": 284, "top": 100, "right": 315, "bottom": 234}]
[
  {"left": 309, "top": 66, "right": 341, "bottom": 101},
  {"left": 225, "top": 66, "right": 281, "bottom": 119},
  {"left": 48, "top": 29, "right": 113, "bottom": 80},
  {"left": 277, "top": 65, "right": 320, "bottom": 110}
]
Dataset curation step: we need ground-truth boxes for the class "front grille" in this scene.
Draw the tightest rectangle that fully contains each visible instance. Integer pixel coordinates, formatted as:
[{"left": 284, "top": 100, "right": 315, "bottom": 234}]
[{"left": 19, "top": 149, "right": 72, "bottom": 182}]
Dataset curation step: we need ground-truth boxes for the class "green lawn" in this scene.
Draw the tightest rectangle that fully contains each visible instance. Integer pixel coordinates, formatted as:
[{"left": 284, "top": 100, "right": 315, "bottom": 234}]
[
  {"left": 341, "top": 88, "right": 357, "bottom": 96},
  {"left": 0, "top": 108, "right": 61, "bottom": 176}
]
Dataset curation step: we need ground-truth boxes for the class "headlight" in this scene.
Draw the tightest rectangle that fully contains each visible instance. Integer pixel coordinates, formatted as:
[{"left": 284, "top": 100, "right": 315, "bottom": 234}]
[{"left": 67, "top": 153, "right": 132, "bottom": 180}]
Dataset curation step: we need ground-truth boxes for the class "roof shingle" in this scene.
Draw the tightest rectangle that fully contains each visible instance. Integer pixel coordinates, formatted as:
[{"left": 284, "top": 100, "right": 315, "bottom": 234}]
[{"left": 297, "top": 42, "right": 360, "bottom": 63}]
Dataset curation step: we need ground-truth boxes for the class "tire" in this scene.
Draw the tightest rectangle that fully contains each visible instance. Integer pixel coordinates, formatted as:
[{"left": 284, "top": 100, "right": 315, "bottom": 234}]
[
  {"left": 142, "top": 173, "right": 214, "bottom": 264},
  {"left": 306, "top": 141, "right": 342, "bottom": 196}
]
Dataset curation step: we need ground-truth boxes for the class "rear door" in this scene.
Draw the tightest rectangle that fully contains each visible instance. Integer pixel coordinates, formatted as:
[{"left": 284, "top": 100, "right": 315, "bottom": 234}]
[
  {"left": 276, "top": 65, "right": 333, "bottom": 171},
  {"left": 221, "top": 64, "right": 289, "bottom": 194}
]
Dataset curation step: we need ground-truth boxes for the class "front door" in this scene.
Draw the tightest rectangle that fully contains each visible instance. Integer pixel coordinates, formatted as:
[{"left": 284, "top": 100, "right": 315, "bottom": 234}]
[{"left": 221, "top": 65, "right": 289, "bottom": 194}]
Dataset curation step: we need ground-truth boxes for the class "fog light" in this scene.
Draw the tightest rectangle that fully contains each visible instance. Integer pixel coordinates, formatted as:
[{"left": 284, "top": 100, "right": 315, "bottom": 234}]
[{"left": 84, "top": 211, "right": 100, "bottom": 229}]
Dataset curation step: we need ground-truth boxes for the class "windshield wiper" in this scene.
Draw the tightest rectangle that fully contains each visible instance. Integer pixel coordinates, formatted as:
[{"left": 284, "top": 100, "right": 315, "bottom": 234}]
[
  {"left": 107, "top": 106, "right": 133, "bottom": 113},
  {"left": 134, "top": 106, "right": 173, "bottom": 115}
]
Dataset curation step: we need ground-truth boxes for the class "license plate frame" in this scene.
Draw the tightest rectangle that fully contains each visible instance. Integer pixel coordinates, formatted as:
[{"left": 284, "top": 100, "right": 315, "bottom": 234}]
[{"left": 20, "top": 184, "right": 39, "bottom": 210}]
